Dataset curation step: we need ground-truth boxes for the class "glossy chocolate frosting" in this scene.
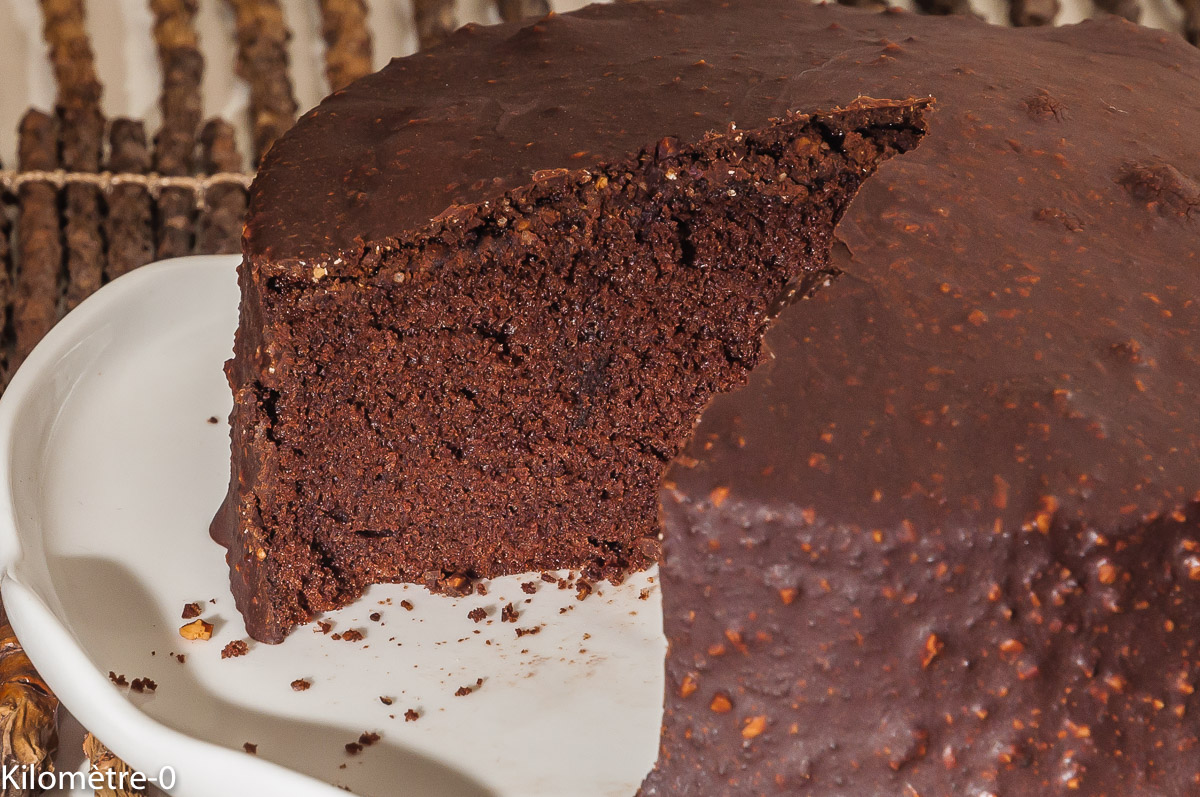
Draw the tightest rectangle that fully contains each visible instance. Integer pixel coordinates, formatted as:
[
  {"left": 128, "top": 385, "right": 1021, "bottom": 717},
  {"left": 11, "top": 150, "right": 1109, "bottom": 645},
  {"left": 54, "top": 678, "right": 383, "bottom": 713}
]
[
  {"left": 633, "top": 3, "right": 1200, "bottom": 796},
  {"left": 246, "top": 0, "right": 941, "bottom": 266}
]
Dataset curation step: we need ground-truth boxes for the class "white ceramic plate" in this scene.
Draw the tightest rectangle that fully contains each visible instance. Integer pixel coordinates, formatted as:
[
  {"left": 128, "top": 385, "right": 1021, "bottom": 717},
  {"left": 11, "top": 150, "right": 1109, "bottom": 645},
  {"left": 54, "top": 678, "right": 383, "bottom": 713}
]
[{"left": 0, "top": 256, "right": 665, "bottom": 797}]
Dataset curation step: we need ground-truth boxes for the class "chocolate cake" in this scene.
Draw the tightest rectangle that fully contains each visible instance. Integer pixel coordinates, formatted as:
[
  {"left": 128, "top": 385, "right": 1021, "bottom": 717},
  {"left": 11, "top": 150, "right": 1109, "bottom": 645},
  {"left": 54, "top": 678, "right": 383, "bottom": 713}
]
[{"left": 213, "top": 0, "right": 1200, "bottom": 792}]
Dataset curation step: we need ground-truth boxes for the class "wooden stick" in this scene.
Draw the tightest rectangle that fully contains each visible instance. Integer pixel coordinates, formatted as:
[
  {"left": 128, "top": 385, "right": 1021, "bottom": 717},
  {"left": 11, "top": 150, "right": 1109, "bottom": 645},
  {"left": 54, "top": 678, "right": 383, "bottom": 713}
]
[
  {"left": 39, "top": 0, "right": 105, "bottom": 312},
  {"left": 1181, "top": 0, "right": 1200, "bottom": 45},
  {"left": 0, "top": 168, "right": 11, "bottom": 385},
  {"left": 12, "top": 110, "right": 62, "bottom": 375},
  {"left": 105, "top": 120, "right": 155, "bottom": 281},
  {"left": 914, "top": 0, "right": 972, "bottom": 14},
  {"left": 150, "top": 0, "right": 203, "bottom": 177},
  {"left": 196, "top": 119, "right": 247, "bottom": 256},
  {"left": 83, "top": 734, "right": 144, "bottom": 797},
  {"left": 225, "top": 0, "right": 299, "bottom": 165},
  {"left": 1010, "top": 0, "right": 1060, "bottom": 25},
  {"left": 495, "top": 0, "right": 551, "bottom": 22},
  {"left": 154, "top": 187, "right": 194, "bottom": 260},
  {"left": 0, "top": 604, "right": 58, "bottom": 797},
  {"left": 150, "top": 0, "right": 205, "bottom": 261},
  {"left": 1092, "top": 0, "right": 1140, "bottom": 21},
  {"left": 834, "top": 0, "right": 888, "bottom": 10},
  {"left": 317, "top": 0, "right": 374, "bottom": 93},
  {"left": 412, "top": 0, "right": 457, "bottom": 50}
]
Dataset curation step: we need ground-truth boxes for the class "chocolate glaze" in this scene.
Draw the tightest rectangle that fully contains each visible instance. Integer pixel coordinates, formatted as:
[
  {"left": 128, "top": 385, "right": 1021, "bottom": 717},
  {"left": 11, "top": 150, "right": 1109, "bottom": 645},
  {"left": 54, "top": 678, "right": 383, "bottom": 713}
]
[
  {"left": 637, "top": 3, "right": 1200, "bottom": 796},
  {"left": 246, "top": 0, "right": 937, "bottom": 267}
]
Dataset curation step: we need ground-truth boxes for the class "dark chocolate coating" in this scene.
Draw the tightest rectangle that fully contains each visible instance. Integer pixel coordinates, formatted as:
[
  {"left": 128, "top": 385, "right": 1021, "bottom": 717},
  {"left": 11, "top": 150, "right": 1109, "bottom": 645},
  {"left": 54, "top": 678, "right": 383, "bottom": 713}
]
[
  {"left": 636, "top": 4, "right": 1200, "bottom": 796},
  {"left": 246, "top": 0, "right": 934, "bottom": 266}
]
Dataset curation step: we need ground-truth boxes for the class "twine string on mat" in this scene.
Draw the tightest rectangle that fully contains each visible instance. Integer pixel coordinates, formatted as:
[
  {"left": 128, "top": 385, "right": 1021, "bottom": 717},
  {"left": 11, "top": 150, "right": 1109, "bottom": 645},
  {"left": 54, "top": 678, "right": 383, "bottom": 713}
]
[{"left": 0, "top": 168, "right": 252, "bottom": 211}]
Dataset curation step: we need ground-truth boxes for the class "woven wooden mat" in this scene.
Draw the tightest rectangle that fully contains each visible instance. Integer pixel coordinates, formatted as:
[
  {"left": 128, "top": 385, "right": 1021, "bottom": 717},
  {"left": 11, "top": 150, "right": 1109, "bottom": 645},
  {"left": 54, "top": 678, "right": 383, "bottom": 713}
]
[{"left": 0, "top": 0, "right": 560, "bottom": 391}]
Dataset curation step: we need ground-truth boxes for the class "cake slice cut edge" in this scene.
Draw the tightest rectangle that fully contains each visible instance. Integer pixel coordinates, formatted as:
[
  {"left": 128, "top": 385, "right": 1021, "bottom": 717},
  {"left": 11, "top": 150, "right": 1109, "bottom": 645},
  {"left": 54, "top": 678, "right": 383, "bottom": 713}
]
[{"left": 212, "top": 98, "right": 933, "bottom": 643}]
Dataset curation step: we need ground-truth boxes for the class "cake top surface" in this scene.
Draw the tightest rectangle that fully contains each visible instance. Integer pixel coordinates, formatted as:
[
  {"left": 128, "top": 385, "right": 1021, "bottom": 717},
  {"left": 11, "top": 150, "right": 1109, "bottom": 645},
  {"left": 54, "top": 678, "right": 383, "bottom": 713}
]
[
  {"left": 249, "top": 0, "right": 1021, "bottom": 263},
  {"left": 248, "top": 0, "right": 1194, "bottom": 265},
  {"left": 259, "top": 0, "right": 946, "bottom": 263}
]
